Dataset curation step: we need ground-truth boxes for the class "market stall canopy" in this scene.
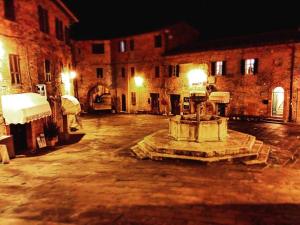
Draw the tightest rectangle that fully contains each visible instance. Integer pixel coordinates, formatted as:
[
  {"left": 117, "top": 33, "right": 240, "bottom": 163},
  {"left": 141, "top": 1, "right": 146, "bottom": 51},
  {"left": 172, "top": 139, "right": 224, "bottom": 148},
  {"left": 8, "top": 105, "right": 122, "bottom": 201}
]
[
  {"left": 61, "top": 95, "right": 81, "bottom": 115},
  {"left": 1, "top": 93, "right": 51, "bottom": 125}
]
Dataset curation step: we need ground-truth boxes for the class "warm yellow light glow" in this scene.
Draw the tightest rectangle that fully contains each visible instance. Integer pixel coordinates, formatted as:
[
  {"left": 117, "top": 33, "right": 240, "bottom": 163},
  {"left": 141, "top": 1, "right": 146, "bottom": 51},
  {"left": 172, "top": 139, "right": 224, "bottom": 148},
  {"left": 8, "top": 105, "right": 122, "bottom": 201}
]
[
  {"left": 0, "top": 41, "right": 4, "bottom": 59},
  {"left": 188, "top": 68, "right": 207, "bottom": 87},
  {"left": 70, "top": 71, "right": 76, "bottom": 79},
  {"left": 61, "top": 72, "right": 69, "bottom": 84},
  {"left": 134, "top": 76, "right": 144, "bottom": 87}
]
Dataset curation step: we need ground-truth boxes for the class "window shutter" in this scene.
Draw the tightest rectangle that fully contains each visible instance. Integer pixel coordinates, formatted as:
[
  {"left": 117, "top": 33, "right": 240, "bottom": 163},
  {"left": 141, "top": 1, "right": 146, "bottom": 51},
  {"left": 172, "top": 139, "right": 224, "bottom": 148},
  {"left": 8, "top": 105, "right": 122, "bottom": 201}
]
[
  {"left": 44, "top": 10, "right": 49, "bottom": 33},
  {"left": 222, "top": 61, "right": 227, "bottom": 75},
  {"left": 38, "top": 6, "right": 43, "bottom": 31},
  {"left": 175, "top": 65, "right": 180, "bottom": 77},
  {"left": 211, "top": 62, "right": 216, "bottom": 75},
  {"left": 254, "top": 58, "right": 259, "bottom": 74},
  {"left": 168, "top": 65, "right": 173, "bottom": 77},
  {"left": 240, "top": 59, "right": 245, "bottom": 75}
]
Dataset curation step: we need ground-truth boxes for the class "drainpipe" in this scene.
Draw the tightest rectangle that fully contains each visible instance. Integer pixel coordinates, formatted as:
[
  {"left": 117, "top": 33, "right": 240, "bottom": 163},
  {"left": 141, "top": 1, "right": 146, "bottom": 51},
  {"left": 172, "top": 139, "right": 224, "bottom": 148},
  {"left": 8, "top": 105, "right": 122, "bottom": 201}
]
[{"left": 288, "top": 44, "right": 296, "bottom": 122}]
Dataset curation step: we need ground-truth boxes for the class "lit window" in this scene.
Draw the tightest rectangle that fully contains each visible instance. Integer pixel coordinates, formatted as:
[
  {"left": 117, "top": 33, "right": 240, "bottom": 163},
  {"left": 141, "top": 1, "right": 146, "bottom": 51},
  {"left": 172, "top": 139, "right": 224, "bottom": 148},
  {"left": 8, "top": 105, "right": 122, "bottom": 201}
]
[
  {"left": 119, "top": 40, "right": 126, "bottom": 52},
  {"left": 245, "top": 59, "right": 255, "bottom": 75},
  {"left": 216, "top": 61, "right": 223, "bottom": 75},
  {"left": 211, "top": 61, "right": 226, "bottom": 76},
  {"left": 45, "top": 59, "right": 51, "bottom": 82}
]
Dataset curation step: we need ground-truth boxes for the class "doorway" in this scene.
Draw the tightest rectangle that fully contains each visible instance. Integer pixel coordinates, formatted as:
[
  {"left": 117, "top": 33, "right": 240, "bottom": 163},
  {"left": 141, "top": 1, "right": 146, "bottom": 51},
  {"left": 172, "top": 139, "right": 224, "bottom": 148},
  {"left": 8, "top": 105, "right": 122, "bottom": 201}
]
[
  {"left": 272, "top": 87, "right": 284, "bottom": 117},
  {"left": 170, "top": 94, "right": 181, "bottom": 115},
  {"left": 121, "top": 94, "right": 126, "bottom": 112},
  {"left": 10, "top": 124, "right": 28, "bottom": 154},
  {"left": 150, "top": 93, "right": 160, "bottom": 114},
  {"left": 217, "top": 103, "right": 226, "bottom": 116}
]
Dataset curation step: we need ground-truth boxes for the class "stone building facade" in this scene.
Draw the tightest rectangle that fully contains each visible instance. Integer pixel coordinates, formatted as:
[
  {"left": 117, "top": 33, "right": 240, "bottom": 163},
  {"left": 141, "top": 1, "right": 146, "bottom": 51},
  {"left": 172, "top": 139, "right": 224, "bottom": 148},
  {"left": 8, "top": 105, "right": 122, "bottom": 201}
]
[
  {"left": 73, "top": 22, "right": 200, "bottom": 112},
  {"left": 75, "top": 25, "right": 300, "bottom": 123},
  {"left": 165, "top": 42, "right": 300, "bottom": 122},
  {"left": 0, "top": 0, "right": 77, "bottom": 152}
]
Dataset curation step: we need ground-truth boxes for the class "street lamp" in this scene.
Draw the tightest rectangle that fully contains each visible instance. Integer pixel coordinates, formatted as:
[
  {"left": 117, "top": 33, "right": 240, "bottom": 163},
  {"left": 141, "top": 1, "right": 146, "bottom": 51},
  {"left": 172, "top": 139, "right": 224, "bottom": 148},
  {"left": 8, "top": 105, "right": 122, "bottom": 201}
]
[
  {"left": 134, "top": 76, "right": 144, "bottom": 87},
  {"left": 134, "top": 76, "right": 144, "bottom": 112},
  {"left": 187, "top": 67, "right": 208, "bottom": 122},
  {"left": 61, "top": 70, "right": 77, "bottom": 96}
]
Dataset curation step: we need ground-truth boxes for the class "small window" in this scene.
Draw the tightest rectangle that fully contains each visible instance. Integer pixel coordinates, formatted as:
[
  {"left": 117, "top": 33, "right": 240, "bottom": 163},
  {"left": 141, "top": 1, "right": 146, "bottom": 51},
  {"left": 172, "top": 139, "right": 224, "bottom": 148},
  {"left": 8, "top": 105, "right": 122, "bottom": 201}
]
[
  {"left": 55, "top": 18, "right": 64, "bottom": 41},
  {"left": 119, "top": 40, "right": 126, "bottom": 52},
  {"left": 38, "top": 5, "right": 49, "bottom": 33},
  {"left": 92, "top": 44, "right": 105, "bottom": 54},
  {"left": 131, "top": 92, "right": 136, "bottom": 105},
  {"left": 131, "top": 67, "right": 135, "bottom": 77},
  {"left": 154, "top": 35, "right": 162, "bottom": 48},
  {"left": 44, "top": 59, "right": 51, "bottom": 82},
  {"left": 4, "top": 0, "right": 15, "bottom": 21},
  {"left": 211, "top": 61, "right": 226, "bottom": 76},
  {"left": 155, "top": 66, "right": 160, "bottom": 78},
  {"left": 9, "top": 54, "right": 21, "bottom": 84},
  {"left": 242, "top": 58, "right": 258, "bottom": 75},
  {"left": 96, "top": 68, "right": 103, "bottom": 78},
  {"left": 130, "top": 39, "right": 134, "bottom": 51},
  {"left": 121, "top": 67, "right": 126, "bottom": 78}
]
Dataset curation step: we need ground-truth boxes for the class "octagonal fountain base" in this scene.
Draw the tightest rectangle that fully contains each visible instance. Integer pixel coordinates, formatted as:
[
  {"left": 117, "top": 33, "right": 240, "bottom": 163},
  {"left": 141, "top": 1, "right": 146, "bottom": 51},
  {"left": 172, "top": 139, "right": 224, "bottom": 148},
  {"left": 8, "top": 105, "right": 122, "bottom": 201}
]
[{"left": 131, "top": 129, "right": 270, "bottom": 164}]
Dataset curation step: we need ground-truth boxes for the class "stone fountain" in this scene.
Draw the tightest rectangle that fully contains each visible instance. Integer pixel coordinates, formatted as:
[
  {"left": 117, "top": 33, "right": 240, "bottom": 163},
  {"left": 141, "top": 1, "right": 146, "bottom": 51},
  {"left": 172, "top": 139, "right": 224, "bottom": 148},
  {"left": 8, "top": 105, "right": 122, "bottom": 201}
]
[{"left": 132, "top": 65, "right": 270, "bottom": 164}]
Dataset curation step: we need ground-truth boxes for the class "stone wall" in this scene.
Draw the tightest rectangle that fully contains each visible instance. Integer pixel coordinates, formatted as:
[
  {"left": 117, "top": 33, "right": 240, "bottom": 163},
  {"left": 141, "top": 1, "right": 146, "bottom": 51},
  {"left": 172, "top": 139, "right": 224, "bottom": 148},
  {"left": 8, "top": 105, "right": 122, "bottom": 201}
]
[
  {"left": 165, "top": 43, "right": 300, "bottom": 122},
  {"left": 73, "top": 40, "right": 112, "bottom": 110},
  {"left": 0, "top": 0, "right": 77, "bottom": 149},
  {"left": 75, "top": 22, "right": 199, "bottom": 113}
]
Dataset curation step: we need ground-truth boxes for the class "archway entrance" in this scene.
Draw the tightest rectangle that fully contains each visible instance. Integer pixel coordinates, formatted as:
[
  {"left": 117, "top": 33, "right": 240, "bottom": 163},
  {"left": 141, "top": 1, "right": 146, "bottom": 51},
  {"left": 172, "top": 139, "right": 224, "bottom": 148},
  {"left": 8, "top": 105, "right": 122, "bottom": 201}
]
[{"left": 272, "top": 87, "right": 284, "bottom": 117}]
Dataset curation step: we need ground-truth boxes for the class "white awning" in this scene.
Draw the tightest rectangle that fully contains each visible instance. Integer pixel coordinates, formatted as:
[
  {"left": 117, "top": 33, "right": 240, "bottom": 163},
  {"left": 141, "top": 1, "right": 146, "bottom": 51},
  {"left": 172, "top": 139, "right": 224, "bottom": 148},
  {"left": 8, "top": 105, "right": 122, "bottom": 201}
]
[
  {"left": 1, "top": 93, "right": 52, "bottom": 125},
  {"left": 209, "top": 92, "right": 230, "bottom": 103},
  {"left": 61, "top": 95, "right": 81, "bottom": 115}
]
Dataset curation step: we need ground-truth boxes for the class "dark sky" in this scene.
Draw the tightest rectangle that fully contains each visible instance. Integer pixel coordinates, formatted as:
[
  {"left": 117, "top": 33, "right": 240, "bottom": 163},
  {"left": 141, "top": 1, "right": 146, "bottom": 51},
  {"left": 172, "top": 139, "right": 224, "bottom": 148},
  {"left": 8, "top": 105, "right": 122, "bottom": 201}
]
[{"left": 62, "top": 0, "right": 300, "bottom": 40}]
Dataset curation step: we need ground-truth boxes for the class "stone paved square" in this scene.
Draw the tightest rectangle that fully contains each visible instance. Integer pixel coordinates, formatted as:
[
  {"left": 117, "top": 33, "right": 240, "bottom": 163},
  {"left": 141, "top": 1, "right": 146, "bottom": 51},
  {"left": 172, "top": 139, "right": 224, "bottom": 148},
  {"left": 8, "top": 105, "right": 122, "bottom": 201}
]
[{"left": 0, "top": 114, "right": 299, "bottom": 225}]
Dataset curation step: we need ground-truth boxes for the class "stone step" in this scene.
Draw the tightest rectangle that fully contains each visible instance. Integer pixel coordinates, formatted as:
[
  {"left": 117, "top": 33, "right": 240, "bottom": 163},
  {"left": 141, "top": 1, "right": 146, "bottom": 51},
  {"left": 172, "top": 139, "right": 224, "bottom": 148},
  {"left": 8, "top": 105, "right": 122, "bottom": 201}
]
[
  {"left": 261, "top": 117, "right": 284, "bottom": 124},
  {"left": 131, "top": 143, "right": 149, "bottom": 159},
  {"left": 147, "top": 150, "right": 258, "bottom": 162},
  {"left": 243, "top": 144, "right": 270, "bottom": 166}
]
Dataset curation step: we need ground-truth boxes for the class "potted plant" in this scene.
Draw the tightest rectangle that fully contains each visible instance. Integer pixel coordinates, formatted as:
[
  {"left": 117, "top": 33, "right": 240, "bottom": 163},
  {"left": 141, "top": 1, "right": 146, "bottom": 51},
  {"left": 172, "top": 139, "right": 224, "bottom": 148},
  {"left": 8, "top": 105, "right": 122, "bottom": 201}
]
[{"left": 44, "top": 120, "right": 60, "bottom": 147}]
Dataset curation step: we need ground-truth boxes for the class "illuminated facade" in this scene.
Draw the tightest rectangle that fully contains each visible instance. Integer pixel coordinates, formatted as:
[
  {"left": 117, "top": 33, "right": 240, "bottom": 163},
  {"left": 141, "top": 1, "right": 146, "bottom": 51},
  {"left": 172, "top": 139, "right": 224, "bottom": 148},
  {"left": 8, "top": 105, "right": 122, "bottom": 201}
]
[
  {"left": 0, "top": 0, "right": 78, "bottom": 152},
  {"left": 75, "top": 27, "right": 300, "bottom": 123}
]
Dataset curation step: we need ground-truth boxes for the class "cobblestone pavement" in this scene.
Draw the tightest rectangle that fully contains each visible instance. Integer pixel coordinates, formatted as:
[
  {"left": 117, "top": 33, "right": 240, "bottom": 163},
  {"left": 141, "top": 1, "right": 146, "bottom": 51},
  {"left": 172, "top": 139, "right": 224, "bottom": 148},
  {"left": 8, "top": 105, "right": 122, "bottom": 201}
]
[{"left": 0, "top": 114, "right": 300, "bottom": 225}]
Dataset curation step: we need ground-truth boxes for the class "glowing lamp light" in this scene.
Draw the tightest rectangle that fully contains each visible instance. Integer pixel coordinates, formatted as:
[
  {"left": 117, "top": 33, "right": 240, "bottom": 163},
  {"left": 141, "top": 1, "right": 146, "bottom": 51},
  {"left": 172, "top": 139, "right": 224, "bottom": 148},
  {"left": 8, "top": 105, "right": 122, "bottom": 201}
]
[
  {"left": 0, "top": 41, "right": 4, "bottom": 59},
  {"left": 69, "top": 71, "right": 76, "bottom": 79},
  {"left": 188, "top": 68, "right": 207, "bottom": 87},
  {"left": 134, "top": 76, "right": 144, "bottom": 87},
  {"left": 61, "top": 72, "right": 69, "bottom": 84}
]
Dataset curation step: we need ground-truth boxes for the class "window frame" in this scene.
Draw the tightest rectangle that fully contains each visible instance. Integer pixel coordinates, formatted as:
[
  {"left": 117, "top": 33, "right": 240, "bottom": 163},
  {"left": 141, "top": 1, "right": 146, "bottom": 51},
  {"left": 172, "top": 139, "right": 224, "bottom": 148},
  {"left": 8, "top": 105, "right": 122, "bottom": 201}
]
[
  {"left": 9, "top": 54, "right": 21, "bottom": 85},
  {"left": 92, "top": 43, "right": 105, "bottom": 54},
  {"left": 4, "top": 0, "right": 16, "bottom": 21}
]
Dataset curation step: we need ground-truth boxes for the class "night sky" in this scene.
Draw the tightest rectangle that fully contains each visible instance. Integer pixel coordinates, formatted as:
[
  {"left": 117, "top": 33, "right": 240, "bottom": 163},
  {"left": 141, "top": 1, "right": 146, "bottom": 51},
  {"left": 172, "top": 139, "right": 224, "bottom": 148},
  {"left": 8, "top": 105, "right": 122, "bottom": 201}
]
[{"left": 62, "top": 0, "right": 300, "bottom": 40}]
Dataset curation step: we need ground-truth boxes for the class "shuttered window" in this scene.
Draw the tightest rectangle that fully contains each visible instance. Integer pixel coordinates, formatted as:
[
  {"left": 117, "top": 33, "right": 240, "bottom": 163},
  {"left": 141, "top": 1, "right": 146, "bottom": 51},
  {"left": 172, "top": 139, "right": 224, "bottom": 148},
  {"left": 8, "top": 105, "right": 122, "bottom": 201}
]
[
  {"left": 38, "top": 5, "right": 49, "bottom": 33},
  {"left": 4, "top": 0, "right": 15, "bottom": 21},
  {"left": 55, "top": 18, "right": 64, "bottom": 41},
  {"left": 9, "top": 54, "right": 21, "bottom": 84}
]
